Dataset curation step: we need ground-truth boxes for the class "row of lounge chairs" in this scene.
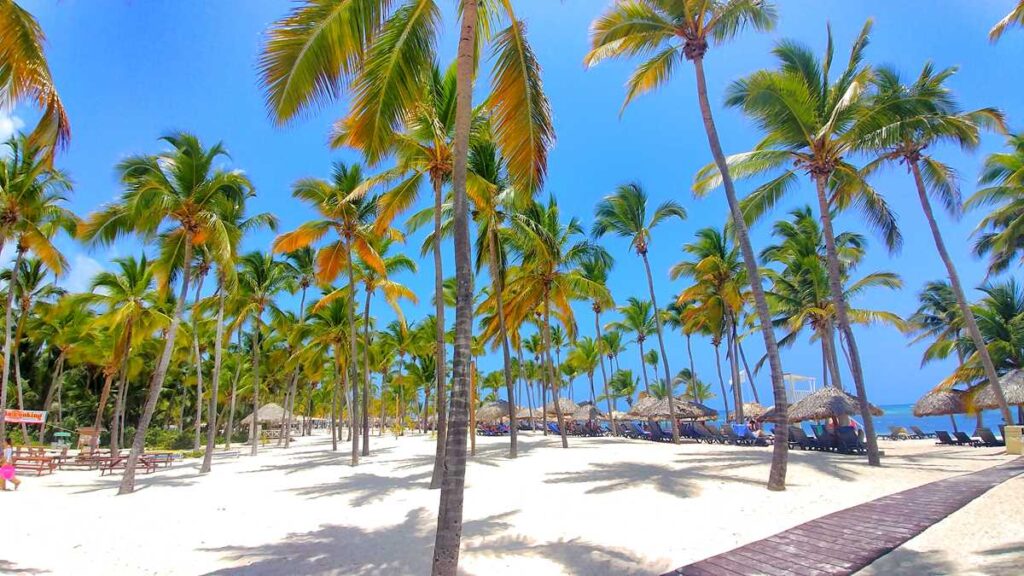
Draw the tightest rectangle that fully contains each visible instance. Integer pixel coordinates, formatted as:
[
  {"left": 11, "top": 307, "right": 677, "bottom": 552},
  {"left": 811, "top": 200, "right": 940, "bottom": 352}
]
[
  {"left": 879, "top": 426, "right": 935, "bottom": 440},
  {"left": 787, "top": 425, "right": 867, "bottom": 455},
  {"left": 935, "top": 428, "right": 1005, "bottom": 447}
]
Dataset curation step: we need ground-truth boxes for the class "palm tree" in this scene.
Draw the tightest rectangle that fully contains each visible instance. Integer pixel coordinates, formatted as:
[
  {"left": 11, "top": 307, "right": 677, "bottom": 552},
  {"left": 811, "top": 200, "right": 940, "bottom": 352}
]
[
  {"left": 863, "top": 64, "right": 1013, "bottom": 424},
  {"left": 567, "top": 337, "right": 601, "bottom": 407},
  {"left": 607, "top": 297, "right": 656, "bottom": 400},
  {"left": 580, "top": 254, "right": 616, "bottom": 435},
  {"left": 607, "top": 369, "right": 638, "bottom": 408},
  {"left": 301, "top": 296, "right": 354, "bottom": 452},
  {"left": 991, "top": 1, "right": 1024, "bottom": 41},
  {"left": 970, "top": 134, "right": 1024, "bottom": 274},
  {"left": 272, "top": 162, "right": 383, "bottom": 466},
  {"left": 675, "top": 368, "right": 715, "bottom": 403},
  {"left": 593, "top": 182, "right": 685, "bottom": 441},
  {"left": 0, "top": 0, "right": 70, "bottom": 153},
  {"left": 909, "top": 281, "right": 965, "bottom": 366},
  {"left": 278, "top": 246, "right": 314, "bottom": 450},
  {"left": 0, "top": 135, "right": 75, "bottom": 439},
  {"left": 31, "top": 297, "right": 90, "bottom": 442},
  {"left": 665, "top": 300, "right": 699, "bottom": 397},
  {"left": 586, "top": 0, "right": 790, "bottom": 490},
  {"left": 703, "top": 22, "right": 902, "bottom": 466},
  {"left": 80, "top": 132, "right": 250, "bottom": 494}
]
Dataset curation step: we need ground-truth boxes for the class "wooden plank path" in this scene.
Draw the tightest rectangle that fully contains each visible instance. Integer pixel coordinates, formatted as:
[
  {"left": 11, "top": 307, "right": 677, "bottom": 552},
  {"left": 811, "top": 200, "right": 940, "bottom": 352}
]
[{"left": 664, "top": 457, "right": 1024, "bottom": 576}]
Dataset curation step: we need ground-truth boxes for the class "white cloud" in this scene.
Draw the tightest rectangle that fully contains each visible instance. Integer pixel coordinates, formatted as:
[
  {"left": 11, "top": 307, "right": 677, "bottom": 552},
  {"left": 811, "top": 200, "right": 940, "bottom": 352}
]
[
  {"left": 0, "top": 110, "right": 24, "bottom": 142},
  {"left": 61, "top": 253, "right": 106, "bottom": 293}
]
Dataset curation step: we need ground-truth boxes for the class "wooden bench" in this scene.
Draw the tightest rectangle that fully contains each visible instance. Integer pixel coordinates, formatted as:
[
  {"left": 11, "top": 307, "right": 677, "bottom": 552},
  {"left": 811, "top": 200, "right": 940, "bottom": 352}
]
[
  {"left": 59, "top": 453, "right": 113, "bottom": 471},
  {"left": 13, "top": 455, "right": 57, "bottom": 476},
  {"left": 100, "top": 455, "right": 158, "bottom": 476}
]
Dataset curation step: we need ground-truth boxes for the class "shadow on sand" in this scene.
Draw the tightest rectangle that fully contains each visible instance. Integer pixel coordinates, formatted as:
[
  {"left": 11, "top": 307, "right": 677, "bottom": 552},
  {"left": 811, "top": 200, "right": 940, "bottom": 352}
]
[{"left": 0, "top": 560, "right": 49, "bottom": 574}]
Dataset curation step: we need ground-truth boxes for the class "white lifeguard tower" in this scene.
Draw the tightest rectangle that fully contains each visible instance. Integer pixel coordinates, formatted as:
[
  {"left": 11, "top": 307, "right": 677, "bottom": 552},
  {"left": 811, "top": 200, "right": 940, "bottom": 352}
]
[{"left": 784, "top": 373, "right": 817, "bottom": 404}]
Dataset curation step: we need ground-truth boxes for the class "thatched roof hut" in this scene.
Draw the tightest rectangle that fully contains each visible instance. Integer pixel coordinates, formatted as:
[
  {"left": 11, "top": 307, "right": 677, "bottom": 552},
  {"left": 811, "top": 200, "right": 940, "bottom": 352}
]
[
  {"left": 974, "top": 369, "right": 1024, "bottom": 409},
  {"left": 476, "top": 400, "right": 510, "bottom": 422},
  {"left": 572, "top": 404, "right": 602, "bottom": 421},
  {"left": 786, "top": 387, "right": 882, "bottom": 423},
  {"left": 628, "top": 397, "right": 718, "bottom": 420},
  {"left": 240, "top": 403, "right": 291, "bottom": 426},
  {"left": 545, "top": 398, "right": 577, "bottom": 417},
  {"left": 729, "top": 402, "right": 769, "bottom": 421},
  {"left": 627, "top": 396, "right": 660, "bottom": 418},
  {"left": 913, "top": 389, "right": 967, "bottom": 417},
  {"left": 515, "top": 406, "right": 541, "bottom": 420}
]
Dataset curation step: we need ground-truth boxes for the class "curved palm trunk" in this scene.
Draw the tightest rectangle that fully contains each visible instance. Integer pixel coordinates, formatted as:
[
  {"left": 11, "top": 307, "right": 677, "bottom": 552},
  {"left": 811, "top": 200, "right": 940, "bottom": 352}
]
[
  {"left": 637, "top": 339, "right": 650, "bottom": 395},
  {"left": 38, "top": 350, "right": 66, "bottom": 444},
  {"left": 693, "top": 54, "right": 787, "bottom": 490},
  {"left": 686, "top": 334, "right": 697, "bottom": 388},
  {"left": 283, "top": 286, "right": 309, "bottom": 449},
  {"left": 429, "top": 175, "right": 447, "bottom": 487},
  {"left": 728, "top": 318, "right": 744, "bottom": 422},
  {"left": 911, "top": 160, "right": 1013, "bottom": 424},
  {"left": 119, "top": 241, "right": 193, "bottom": 495},
  {"left": 249, "top": 314, "right": 262, "bottom": 457},
  {"left": 225, "top": 326, "right": 243, "bottom": 449},
  {"left": 0, "top": 247, "right": 25, "bottom": 440},
  {"left": 737, "top": 338, "right": 760, "bottom": 404},
  {"left": 813, "top": 174, "right": 880, "bottom": 465},
  {"left": 362, "top": 289, "right": 372, "bottom": 456},
  {"left": 91, "top": 370, "right": 116, "bottom": 450},
  {"left": 110, "top": 332, "right": 132, "bottom": 454},
  {"left": 823, "top": 324, "right": 844, "bottom": 390},
  {"left": 346, "top": 240, "right": 360, "bottom": 466},
  {"left": 594, "top": 310, "right": 616, "bottom": 436},
  {"left": 543, "top": 302, "right": 569, "bottom": 448},
  {"left": 13, "top": 296, "right": 32, "bottom": 441},
  {"left": 331, "top": 349, "right": 340, "bottom": 452},
  {"left": 191, "top": 273, "right": 206, "bottom": 451},
  {"left": 201, "top": 282, "right": 227, "bottom": 473},
  {"left": 516, "top": 347, "right": 535, "bottom": 430},
  {"left": 488, "top": 229, "right": 517, "bottom": 457},
  {"left": 431, "top": 3, "right": 477, "bottom": 571},
  {"left": 714, "top": 343, "right": 730, "bottom": 419},
  {"left": 641, "top": 252, "right": 678, "bottom": 441}
]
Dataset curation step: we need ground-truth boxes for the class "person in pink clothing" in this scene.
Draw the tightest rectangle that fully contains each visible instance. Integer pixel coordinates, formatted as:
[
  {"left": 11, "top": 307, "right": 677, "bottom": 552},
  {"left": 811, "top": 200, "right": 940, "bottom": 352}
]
[{"left": 2, "top": 438, "right": 22, "bottom": 491}]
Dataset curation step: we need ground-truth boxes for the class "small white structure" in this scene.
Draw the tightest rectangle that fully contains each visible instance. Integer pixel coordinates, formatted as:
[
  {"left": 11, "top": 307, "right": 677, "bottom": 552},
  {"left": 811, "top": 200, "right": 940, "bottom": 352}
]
[{"left": 784, "top": 373, "right": 817, "bottom": 404}]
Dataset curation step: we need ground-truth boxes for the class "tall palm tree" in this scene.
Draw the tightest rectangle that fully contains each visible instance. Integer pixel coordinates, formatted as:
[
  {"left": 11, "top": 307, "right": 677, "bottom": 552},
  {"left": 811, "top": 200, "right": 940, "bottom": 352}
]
[
  {"left": 607, "top": 369, "right": 638, "bottom": 408},
  {"left": 0, "top": 135, "right": 74, "bottom": 439},
  {"left": 278, "top": 246, "right": 315, "bottom": 450},
  {"left": 272, "top": 162, "right": 383, "bottom": 466},
  {"left": 665, "top": 300, "right": 698, "bottom": 397},
  {"left": 80, "top": 132, "right": 250, "bottom": 494},
  {"left": 607, "top": 297, "right": 656, "bottom": 400},
  {"left": 586, "top": 0, "right": 789, "bottom": 490},
  {"left": 970, "top": 134, "right": 1024, "bottom": 273},
  {"left": 567, "top": 336, "right": 601, "bottom": 406},
  {"left": 31, "top": 297, "right": 90, "bottom": 442},
  {"left": 0, "top": 0, "right": 70, "bottom": 153},
  {"left": 259, "top": 3, "right": 554, "bottom": 567},
  {"left": 676, "top": 368, "right": 715, "bottom": 403},
  {"left": 909, "top": 281, "right": 965, "bottom": 366},
  {"left": 864, "top": 64, "right": 1012, "bottom": 424},
  {"left": 702, "top": 22, "right": 902, "bottom": 466},
  {"left": 580, "top": 254, "right": 616, "bottom": 435},
  {"left": 990, "top": 1, "right": 1024, "bottom": 42},
  {"left": 593, "top": 182, "right": 685, "bottom": 441}
]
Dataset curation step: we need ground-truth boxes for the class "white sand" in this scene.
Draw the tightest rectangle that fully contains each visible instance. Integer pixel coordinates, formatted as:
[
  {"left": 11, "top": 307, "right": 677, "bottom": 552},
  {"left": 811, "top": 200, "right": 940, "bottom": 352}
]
[{"left": 0, "top": 433, "right": 1015, "bottom": 575}]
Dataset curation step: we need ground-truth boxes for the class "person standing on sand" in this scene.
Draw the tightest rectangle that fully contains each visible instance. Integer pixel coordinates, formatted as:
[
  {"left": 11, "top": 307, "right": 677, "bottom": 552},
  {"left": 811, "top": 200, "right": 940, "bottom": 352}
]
[{"left": 2, "top": 438, "right": 22, "bottom": 491}]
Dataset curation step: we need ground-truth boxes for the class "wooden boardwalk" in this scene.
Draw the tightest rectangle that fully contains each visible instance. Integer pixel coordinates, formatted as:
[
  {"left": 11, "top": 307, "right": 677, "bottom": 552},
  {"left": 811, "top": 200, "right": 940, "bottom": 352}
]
[{"left": 664, "top": 457, "right": 1024, "bottom": 576}]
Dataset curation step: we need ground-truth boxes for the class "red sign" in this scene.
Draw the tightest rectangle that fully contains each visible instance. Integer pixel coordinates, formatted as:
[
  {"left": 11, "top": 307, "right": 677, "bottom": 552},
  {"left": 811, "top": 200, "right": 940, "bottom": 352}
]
[{"left": 3, "top": 409, "right": 46, "bottom": 425}]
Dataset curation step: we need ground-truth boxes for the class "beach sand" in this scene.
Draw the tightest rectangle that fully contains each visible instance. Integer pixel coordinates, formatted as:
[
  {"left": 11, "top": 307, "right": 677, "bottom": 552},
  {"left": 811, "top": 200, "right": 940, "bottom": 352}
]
[{"left": 0, "top": 433, "right": 1015, "bottom": 575}]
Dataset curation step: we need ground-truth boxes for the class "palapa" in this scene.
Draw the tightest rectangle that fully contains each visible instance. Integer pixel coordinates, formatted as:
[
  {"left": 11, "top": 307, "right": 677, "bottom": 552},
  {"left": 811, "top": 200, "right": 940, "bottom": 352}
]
[
  {"left": 240, "top": 403, "right": 291, "bottom": 426},
  {"left": 572, "top": 404, "right": 602, "bottom": 421},
  {"left": 913, "top": 389, "right": 967, "bottom": 417},
  {"left": 786, "top": 387, "right": 883, "bottom": 423},
  {"left": 476, "top": 400, "right": 511, "bottom": 422},
  {"left": 544, "top": 398, "right": 577, "bottom": 417},
  {"left": 728, "top": 402, "right": 768, "bottom": 421},
  {"left": 515, "top": 406, "right": 541, "bottom": 420},
  {"left": 627, "top": 397, "right": 716, "bottom": 420},
  {"left": 974, "top": 369, "right": 1024, "bottom": 409}
]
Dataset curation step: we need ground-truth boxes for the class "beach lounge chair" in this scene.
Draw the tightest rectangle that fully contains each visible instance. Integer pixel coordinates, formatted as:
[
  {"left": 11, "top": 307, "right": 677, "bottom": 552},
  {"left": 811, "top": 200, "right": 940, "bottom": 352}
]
[
  {"left": 547, "top": 422, "right": 561, "bottom": 435},
  {"left": 721, "top": 426, "right": 748, "bottom": 446},
  {"left": 910, "top": 426, "right": 934, "bottom": 439},
  {"left": 649, "top": 422, "right": 668, "bottom": 442},
  {"left": 811, "top": 426, "right": 837, "bottom": 451},
  {"left": 690, "top": 423, "right": 714, "bottom": 443},
  {"left": 977, "top": 428, "right": 1005, "bottom": 447},
  {"left": 787, "top": 426, "right": 818, "bottom": 450},
  {"left": 888, "top": 426, "right": 910, "bottom": 440},
  {"left": 935, "top": 431, "right": 958, "bottom": 445},
  {"left": 631, "top": 422, "right": 652, "bottom": 440},
  {"left": 704, "top": 423, "right": 729, "bottom": 444},
  {"left": 837, "top": 427, "right": 867, "bottom": 454},
  {"left": 954, "top": 431, "right": 981, "bottom": 447}
]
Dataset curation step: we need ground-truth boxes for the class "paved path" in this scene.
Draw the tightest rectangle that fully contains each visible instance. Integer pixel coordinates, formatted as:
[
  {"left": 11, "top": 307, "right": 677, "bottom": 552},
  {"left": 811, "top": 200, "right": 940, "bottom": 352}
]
[{"left": 663, "top": 457, "right": 1024, "bottom": 576}]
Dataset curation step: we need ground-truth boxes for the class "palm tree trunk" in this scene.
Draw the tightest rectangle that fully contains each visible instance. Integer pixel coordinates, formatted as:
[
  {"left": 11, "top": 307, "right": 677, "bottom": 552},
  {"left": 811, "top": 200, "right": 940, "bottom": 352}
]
[
  {"left": 687, "top": 334, "right": 696, "bottom": 388},
  {"left": 543, "top": 301, "right": 569, "bottom": 448},
  {"left": 714, "top": 343, "right": 730, "bottom": 419},
  {"left": 911, "top": 160, "right": 1013, "bottom": 424},
  {"left": 813, "top": 174, "right": 880, "bottom": 466},
  {"left": 488, "top": 229, "right": 517, "bottom": 457},
  {"left": 641, "top": 252, "right": 678, "bottom": 441},
  {"left": 824, "top": 325, "right": 844, "bottom": 390},
  {"left": 249, "top": 315, "right": 262, "bottom": 457},
  {"left": 429, "top": 175, "right": 448, "bottom": 488},
  {"left": 331, "top": 351, "right": 339, "bottom": 452},
  {"left": 432, "top": 3, "right": 477, "bottom": 570},
  {"left": 111, "top": 334, "right": 131, "bottom": 454},
  {"left": 283, "top": 286, "right": 309, "bottom": 449},
  {"left": 594, "top": 310, "right": 616, "bottom": 436},
  {"left": 422, "top": 383, "right": 430, "bottom": 434},
  {"left": 38, "top": 350, "right": 66, "bottom": 444},
  {"left": 346, "top": 240, "right": 360, "bottom": 466},
  {"left": 191, "top": 272, "right": 206, "bottom": 451},
  {"left": 362, "top": 289, "right": 372, "bottom": 456},
  {"left": 0, "top": 246, "right": 25, "bottom": 440},
  {"left": 737, "top": 338, "right": 760, "bottom": 404},
  {"left": 728, "top": 318, "right": 744, "bottom": 422},
  {"left": 201, "top": 281, "right": 227, "bottom": 473},
  {"left": 91, "top": 370, "right": 116, "bottom": 449},
  {"left": 13, "top": 297, "right": 31, "bottom": 441},
  {"left": 226, "top": 326, "right": 243, "bottom": 449},
  {"left": 119, "top": 240, "right": 193, "bottom": 495},
  {"left": 638, "top": 339, "right": 650, "bottom": 395},
  {"left": 469, "top": 360, "right": 476, "bottom": 456},
  {"left": 692, "top": 54, "right": 788, "bottom": 490}
]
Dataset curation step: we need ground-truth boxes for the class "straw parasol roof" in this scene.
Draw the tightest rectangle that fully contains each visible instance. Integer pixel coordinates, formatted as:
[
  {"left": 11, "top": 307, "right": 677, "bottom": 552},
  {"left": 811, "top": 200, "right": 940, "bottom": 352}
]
[
  {"left": 974, "top": 369, "right": 1024, "bottom": 409},
  {"left": 682, "top": 401, "right": 719, "bottom": 421},
  {"left": 515, "top": 406, "right": 541, "bottom": 419},
  {"left": 913, "top": 389, "right": 967, "bottom": 417},
  {"left": 786, "top": 387, "right": 883, "bottom": 422},
  {"left": 240, "top": 403, "right": 291, "bottom": 426},
  {"left": 545, "top": 398, "right": 578, "bottom": 417},
  {"left": 572, "top": 404, "right": 603, "bottom": 421},
  {"left": 627, "top": 396, "right": 660, "bottom": 418},
  {"left": 728, "top": 402, "right": 768, "bottom": 421},
  {"left": 627, "top": 396, "right": 718, "bottom": 420},
  {"left": 476, "top": 400, "right": 510, "bottom": 422}
]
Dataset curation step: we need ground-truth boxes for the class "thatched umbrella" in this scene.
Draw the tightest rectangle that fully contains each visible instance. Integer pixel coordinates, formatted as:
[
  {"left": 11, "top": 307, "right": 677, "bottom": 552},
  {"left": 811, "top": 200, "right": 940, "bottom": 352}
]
[
  {"left": 681, "top": 401, "right": 719, "bottom": 421},
  {"left": 729, "top": 402, "right": 768, "bottom": 421},
  {"left": 572, "top": 404, "right": 602, "bottom": 421},
  {"left": 240, "top": 403, "right": 290, "bottom": 427},
  {"left": 545, "top": 398, "right": 577, "bottom": 418},
  {"left": 786, "top": 387, "right": 883, "bottom": 423},
  {"left": 514, "top": 406, "right": 539, "bottom": 419},
  {"left": 476, "top": 400, "right": 510, "bottom": 422},
  {"left": 974, "top": 370, "right": 1024, "bottom": 423},
  {"left": 627, "top": 396, "right": 660, "bottom": 419},
  {"left": 913, "top": 389, "right": 967, "bottom": 433}
]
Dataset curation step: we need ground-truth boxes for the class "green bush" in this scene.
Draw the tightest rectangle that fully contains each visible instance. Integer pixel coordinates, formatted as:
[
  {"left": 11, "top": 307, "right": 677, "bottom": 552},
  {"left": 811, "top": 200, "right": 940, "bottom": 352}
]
[{"left": 143, "top": 428, "right": 192, "bottom": 450}]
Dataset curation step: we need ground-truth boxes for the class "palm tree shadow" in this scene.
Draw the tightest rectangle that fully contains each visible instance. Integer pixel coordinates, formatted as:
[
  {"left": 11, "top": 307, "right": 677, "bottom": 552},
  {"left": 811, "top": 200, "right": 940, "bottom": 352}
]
[
  {"left": 0, "top": 560, "right": 49, "bottom": 574},
  {"left": 675, "top": 449, "right": 866, "bottom": 483},
  {"left": 288, "top": 470, "right": 432, "bottom": 505},
  {"left": 466, "top": 534, "right": 652, "bottom": 575},
  {"left": 860, "top": 546, "right": 959, "bottom": 575},
  {"left": 200, "top": 507, "right": 517, "bottom": 576}
]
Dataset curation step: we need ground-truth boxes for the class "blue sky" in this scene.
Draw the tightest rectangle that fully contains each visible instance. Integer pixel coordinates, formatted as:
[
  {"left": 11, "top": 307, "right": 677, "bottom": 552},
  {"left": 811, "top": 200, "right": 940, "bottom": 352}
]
[{"left": 10, "top": 1, "right": 1024, "bottom": 411}]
